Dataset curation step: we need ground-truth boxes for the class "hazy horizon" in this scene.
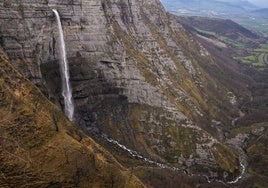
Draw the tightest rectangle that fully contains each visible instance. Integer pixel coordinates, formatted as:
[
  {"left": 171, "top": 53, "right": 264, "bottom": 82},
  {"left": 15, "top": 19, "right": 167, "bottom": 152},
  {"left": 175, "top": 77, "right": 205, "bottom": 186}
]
[
  {"left": 216, "top": 0, "right": 268, "bottom": 8},
  {"left": 248, "top": 0, "right": 268, "bottom": 8},
  {"left": 160, "top": 0, "right": 268, "bottom": 8}
]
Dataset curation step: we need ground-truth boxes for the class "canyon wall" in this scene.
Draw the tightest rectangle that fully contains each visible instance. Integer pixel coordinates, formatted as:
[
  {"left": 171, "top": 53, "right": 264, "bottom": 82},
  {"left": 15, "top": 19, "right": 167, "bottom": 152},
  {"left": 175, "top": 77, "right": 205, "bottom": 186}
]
[{"left": 0, "top": 0, "right": 244, "bottom": 179}]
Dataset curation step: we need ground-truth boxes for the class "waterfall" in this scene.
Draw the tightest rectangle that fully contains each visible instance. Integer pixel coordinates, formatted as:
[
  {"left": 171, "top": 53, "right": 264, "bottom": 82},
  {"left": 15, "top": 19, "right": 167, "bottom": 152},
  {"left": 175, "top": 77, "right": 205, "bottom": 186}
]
[{"left": 52, "top": 9, "right": 74, "bottom": 121}]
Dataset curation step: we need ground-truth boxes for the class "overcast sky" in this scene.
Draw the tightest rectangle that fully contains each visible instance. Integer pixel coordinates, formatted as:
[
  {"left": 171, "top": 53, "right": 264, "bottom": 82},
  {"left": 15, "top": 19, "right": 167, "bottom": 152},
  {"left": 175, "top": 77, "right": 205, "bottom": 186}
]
[{"left": 248, "top": 0, "right": 268, "bottom": 7}]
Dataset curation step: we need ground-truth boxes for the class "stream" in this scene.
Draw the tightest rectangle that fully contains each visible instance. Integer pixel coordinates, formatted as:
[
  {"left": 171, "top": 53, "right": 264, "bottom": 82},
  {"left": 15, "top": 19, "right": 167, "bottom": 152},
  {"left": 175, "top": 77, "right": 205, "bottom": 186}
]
[
  {"left": 228, "top": 110, "right": 248, "bottom": 184},
  {"left": 227, "top": 146, "right": 247, "bottom": 184},
  {"left": 102, "top": 134, "right": 181, "bottom": 171},
  {"left": 103, "top": 134, "right": 248, "bottom": 185}
]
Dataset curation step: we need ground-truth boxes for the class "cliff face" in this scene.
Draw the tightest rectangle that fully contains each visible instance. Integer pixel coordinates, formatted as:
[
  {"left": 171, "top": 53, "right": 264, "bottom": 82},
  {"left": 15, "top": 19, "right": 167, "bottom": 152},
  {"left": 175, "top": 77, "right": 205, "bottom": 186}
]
[
  {"left": 0, "top": 0, "right": 245, "bottom": 181},
  {"left": 0, "top": 52, "right": 144, "bottom": 187}
]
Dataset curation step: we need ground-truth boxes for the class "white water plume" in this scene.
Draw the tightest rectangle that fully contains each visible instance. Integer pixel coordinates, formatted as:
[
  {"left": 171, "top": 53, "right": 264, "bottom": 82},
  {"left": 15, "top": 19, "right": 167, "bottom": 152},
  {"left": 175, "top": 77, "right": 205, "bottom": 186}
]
[{"left": 53, "top": 9, "right": 74, "bottom": 121}]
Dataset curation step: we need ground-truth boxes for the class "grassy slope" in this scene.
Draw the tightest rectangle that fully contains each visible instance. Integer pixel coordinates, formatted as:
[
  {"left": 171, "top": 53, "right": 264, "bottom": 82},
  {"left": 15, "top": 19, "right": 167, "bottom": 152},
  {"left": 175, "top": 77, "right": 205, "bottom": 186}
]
[
  {"left": 175, "top": 15, "right": 268, "bottom": 187},
  {"left": 0, "top": 52, "right": 144, "bottom": 187},
  {"left": 177, "top": 16, "right": 268, "bottom": 69}
]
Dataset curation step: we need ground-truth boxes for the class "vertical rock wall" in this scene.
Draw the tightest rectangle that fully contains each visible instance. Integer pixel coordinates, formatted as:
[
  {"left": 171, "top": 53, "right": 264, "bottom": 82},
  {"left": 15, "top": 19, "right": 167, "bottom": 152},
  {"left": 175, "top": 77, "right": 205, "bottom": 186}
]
[{"left": 0, "top": 0, "right": 241, "bottom": 179}]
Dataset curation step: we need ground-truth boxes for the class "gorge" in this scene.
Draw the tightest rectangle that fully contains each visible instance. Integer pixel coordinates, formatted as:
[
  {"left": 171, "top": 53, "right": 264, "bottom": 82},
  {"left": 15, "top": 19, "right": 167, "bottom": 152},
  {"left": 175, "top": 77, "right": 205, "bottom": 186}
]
[{"left": 0, "top": 0, "right": 267, "bottom": 187}]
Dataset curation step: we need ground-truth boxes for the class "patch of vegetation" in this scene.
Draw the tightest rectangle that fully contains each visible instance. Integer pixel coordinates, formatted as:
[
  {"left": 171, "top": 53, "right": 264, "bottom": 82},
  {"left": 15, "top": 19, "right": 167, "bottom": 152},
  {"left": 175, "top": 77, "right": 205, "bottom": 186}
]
[
  {"left": 235, "top": 42, "right": 268, "bottom": 68},
  {"left": 127, "top": 104, "right": 239, "bottom": 176},
  {"left": 213, "top": 144, "right": 239, "bottom": 173},
  {"left": 230, "top": 122, "right": 268, "bottom": 138},
  {"left": 219, "top": 36, "right": 245, "bottom": 48},
  {"left": 133, "top": 167, "right": 217, "bottom": 188},
  {"left": 255, "top": 43, "right": 268, "bottom": 52},
  {"left": 246, "top": 126, "right": 268, "bottom": 187},
  {"left": 239, "top": 55, "right": 257, "bottom": 64},
  {"left": 195, "top": 28, "right": 217, "bottom": 38},
  {"left": 238, "top": 19, "right": 268, "bottom": 37},
  {"left": 247, "top": 135, "right": 268, "bottom": 175},
  {"left": 0, "top": 52, "right": 144, "bottom": 187}
]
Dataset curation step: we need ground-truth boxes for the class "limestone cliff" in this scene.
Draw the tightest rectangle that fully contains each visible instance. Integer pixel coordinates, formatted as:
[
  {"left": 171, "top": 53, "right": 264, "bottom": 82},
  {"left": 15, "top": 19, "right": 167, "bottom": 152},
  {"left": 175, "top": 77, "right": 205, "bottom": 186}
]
[
  {"left": 0, "top": 52, "right": 144, "bottom": 187},
  {"left": 0, "top": 0, "right": 245, "bottom": 182}
]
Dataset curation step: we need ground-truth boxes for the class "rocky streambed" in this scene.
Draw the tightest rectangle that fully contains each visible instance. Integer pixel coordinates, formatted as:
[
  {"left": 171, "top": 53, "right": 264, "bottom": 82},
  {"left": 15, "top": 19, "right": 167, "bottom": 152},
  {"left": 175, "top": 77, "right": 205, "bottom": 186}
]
[
  {"left": 103, "top": 133, "right": 248, "bottom": 185},
  {"left": 228, "top": 146, "right": 247, "bottom": 184}
]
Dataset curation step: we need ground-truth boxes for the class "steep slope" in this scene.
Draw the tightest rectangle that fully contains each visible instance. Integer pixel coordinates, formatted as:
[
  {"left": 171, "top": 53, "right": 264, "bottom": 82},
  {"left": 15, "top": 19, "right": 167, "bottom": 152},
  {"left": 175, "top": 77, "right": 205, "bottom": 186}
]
[
  {"left": 0, "top": 52, "right": 144, "bottom": 187},
  {"left": 174, "top": 15, "right": 268, "bottom": 187},
  {"left": 0, "top": 0, "right": 251, "bottom": 184},
  {"left": 175, "top": 16, "right": 264, "bottom": 60},
  {"left": 176, "top": 16, "right": 259, "bottom": 41},
  {"left": 174, "top": 15, "right": 268, "bottom": 125},
  {"left": 227, "top": 122, "right": 268, "bottom": 188}
]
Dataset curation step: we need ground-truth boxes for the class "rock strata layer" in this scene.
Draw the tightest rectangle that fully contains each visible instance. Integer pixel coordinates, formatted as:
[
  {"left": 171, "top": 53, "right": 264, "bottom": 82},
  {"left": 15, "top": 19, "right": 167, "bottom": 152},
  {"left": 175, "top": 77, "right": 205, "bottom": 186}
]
[{"left": 0, "top": 0, "right": 242, "bottom": 180}]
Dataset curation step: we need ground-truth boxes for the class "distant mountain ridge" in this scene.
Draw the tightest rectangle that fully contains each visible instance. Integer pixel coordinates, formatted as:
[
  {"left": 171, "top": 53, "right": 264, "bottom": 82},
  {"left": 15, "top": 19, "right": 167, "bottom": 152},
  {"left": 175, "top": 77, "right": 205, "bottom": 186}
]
[
  {"left": 252, "top": 8, "right": 268, "bottom": 18},
  {"left": 177, "top": 16, "right": 259, "bottom": 40},
  {"left": 161, "top": 0, "right": 257, "bottom": 13},
  {"left": 161, "top": 0, "right": 268, "bottom": 35}
]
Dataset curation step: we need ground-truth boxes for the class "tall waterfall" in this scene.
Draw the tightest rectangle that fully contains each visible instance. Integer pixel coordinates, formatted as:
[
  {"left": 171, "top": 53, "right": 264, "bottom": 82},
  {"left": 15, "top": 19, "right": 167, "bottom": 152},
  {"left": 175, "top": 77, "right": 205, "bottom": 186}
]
[{"left": 52, "top": 9, "right": 74, "bottom": 121}]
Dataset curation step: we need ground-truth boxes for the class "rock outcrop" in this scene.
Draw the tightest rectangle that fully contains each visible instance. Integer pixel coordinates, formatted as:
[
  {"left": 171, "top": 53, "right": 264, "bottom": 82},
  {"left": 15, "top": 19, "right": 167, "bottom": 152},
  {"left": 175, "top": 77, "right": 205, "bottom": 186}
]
[
  {"left": 0, "top": 0, "right": 244, "bottom": 181},
  {"left": 0, "top": 52, "right": 144, "bottom": 187}
]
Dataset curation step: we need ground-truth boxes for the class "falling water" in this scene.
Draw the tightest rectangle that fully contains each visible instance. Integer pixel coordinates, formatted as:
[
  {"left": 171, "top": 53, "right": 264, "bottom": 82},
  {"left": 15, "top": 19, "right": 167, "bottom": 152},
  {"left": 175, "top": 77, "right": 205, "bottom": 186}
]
[{"left": 52, "top": 9, "right": 74, "bottom": 121}]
